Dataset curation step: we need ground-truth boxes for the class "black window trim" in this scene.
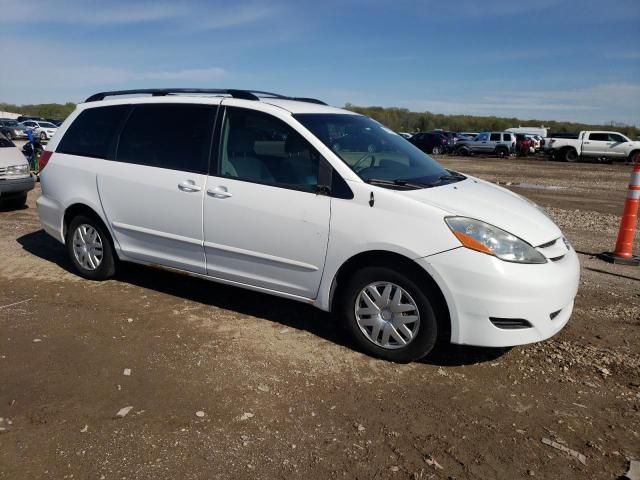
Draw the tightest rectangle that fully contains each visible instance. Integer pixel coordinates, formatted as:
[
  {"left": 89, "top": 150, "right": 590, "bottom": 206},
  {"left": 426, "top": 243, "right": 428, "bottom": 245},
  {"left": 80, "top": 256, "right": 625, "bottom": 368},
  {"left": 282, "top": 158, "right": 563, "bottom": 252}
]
[
  {"left": 57, "top": 104, "right": 132, "bottom": 160},
  {"left": 211, "top": 105, "right": 353, "bottom": 199}
]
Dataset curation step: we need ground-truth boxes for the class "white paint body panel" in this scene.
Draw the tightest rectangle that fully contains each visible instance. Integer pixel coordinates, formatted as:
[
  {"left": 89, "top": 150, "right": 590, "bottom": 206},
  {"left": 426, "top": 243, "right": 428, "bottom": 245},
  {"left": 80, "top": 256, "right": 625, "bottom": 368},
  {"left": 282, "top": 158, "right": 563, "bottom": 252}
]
[
  {"left": 202, "top": 176, "right": 330, "bottom": 298},
  {"left": 97, "top": 162, "right": 208, "bottom": 274},
  {"left": 37, "top": 94, "right": 581, "bottom": 350}
]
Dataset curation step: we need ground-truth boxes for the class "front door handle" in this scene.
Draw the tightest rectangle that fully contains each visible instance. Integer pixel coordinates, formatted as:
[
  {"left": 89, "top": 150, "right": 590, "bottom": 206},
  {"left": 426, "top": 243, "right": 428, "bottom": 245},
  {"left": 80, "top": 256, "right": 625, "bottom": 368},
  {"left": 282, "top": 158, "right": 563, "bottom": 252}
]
[
  {"left": 583, "top": 141, "right": 590, "bottom": 144},
  {"left": 178, "top": 180, "right": 202, "bottom": 192},
  {"left": 207, "top": 186, "right": 233, "bottom": 198}
]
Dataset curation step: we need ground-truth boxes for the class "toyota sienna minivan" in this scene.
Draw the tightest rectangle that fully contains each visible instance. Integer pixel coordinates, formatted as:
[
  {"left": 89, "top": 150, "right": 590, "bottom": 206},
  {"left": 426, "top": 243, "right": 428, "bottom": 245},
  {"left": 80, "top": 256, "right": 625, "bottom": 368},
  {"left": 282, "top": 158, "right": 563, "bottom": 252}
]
[{"left": 36, "top": 89, "right": 580, "bottom": 362}]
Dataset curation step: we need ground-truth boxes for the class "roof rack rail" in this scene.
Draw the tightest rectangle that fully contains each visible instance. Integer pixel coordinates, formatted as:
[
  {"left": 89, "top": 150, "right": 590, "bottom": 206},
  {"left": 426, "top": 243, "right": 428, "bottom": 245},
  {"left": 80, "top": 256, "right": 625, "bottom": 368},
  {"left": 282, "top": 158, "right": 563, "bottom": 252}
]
[{"left": 84, "top": 88, "right": 327, "bottom": 105}]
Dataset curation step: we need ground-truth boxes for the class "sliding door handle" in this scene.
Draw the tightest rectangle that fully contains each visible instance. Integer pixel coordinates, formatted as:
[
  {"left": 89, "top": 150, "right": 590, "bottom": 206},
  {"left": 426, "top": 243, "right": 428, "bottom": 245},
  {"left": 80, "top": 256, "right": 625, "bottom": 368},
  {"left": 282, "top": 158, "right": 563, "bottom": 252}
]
[{"left": 178, "top": 180, "right": 202, "bottom": 192}]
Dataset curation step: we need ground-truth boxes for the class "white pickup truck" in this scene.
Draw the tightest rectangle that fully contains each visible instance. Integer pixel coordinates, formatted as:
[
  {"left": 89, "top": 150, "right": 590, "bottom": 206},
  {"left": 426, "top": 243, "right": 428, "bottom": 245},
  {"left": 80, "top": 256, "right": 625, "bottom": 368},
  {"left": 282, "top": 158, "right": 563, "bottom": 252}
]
[{"left": 549, "top": 131, "right": 640, "bottom": 162}]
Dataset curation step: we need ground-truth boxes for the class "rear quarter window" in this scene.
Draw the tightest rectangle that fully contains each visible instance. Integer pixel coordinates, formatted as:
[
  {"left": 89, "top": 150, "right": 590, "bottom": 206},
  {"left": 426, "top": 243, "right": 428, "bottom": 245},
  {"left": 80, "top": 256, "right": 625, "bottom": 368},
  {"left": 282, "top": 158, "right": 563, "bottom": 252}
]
[
  {"left": 57, "top": 105, "right": 130, "bottom": 159},
  {"left": 588, "top": 133, "right": 609, "bottom": 141}
]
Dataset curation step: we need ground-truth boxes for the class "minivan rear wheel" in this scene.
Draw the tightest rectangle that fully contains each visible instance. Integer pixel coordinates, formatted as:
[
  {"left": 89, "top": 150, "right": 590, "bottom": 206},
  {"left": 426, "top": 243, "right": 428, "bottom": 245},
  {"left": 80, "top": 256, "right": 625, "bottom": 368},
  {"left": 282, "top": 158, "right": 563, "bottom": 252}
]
[
  {"left": 342, "top": 266, "right": 438, "bottom": 363},
  {"left": 66, "top": 215, "right": 116, "bottom": 280}
]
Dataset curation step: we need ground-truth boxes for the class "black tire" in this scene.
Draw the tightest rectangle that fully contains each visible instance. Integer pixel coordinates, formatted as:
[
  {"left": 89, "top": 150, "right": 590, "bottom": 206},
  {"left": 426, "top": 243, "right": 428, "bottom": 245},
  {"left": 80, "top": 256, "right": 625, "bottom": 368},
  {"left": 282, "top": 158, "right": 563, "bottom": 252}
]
[
  {"left": 341, "top": 266, "right": 439, "bottom": 363},
  {"left": 431, "top": 145, "right": 442, "bottom": 155},
  {"left": 39, "top": 131, "right": 47, "bottom": 141},
  {"left": 457, "top": 146, "right": 470, "bottom": 156},
  {"left": 564, "top": 148, "right": 578, "bottom": 162},
  {"left": 2, "top": 193, "right": 27, "bottom": 209},
  {"left": 629, "top": 151, "right": 640, "bottom": 164},
  {"left": 495, "top": 147, "right": 508, "bottom": 158},
  {"left": 66, "top": 214, "right": 116, "bottom": 280}
]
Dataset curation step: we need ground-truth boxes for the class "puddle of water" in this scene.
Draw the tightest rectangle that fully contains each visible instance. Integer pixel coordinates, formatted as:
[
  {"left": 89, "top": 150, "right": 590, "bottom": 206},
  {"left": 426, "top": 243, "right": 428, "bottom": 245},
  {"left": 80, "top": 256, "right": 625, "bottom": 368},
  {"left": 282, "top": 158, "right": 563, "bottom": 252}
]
[{"left": 495, "top": 181, "right": 564, "bottom": 190}]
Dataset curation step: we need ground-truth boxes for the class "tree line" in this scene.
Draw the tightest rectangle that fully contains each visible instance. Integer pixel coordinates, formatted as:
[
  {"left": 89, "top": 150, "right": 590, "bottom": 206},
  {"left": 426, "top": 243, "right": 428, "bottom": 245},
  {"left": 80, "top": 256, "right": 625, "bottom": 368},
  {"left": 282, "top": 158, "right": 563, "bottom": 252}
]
[
  {"left": 0, "top": 102, "right": 76, "bottom": 120},
  {"left": 344, "top": 103, "right": 639, "bottom": 138},
  {"left": 2, "top": 101, "right": 637, "bottom": 139}
]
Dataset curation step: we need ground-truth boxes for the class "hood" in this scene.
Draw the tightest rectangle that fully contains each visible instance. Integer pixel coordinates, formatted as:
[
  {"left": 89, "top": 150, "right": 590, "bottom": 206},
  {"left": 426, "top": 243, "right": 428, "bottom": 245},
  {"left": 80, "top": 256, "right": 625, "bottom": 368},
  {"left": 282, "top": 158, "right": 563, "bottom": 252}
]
[
  {"left": 0, "top": 144, "right": 28, "bottom": 168},
  {"left": 402, "top": 176, "right": 562, "bottom": 246}
]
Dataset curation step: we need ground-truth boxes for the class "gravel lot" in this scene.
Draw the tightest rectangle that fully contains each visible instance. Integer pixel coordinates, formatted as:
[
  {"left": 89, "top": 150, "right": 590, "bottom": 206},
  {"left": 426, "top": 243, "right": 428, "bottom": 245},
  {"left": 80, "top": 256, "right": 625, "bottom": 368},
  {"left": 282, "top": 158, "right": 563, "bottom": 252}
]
[{"left": 0, "top": 155, "right": 638, "bottom": 479}]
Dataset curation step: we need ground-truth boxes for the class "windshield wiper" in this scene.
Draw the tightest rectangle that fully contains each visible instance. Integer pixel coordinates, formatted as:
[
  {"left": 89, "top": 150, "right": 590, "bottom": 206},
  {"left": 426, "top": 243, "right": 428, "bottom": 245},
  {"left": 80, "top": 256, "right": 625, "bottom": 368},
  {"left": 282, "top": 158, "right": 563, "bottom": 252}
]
[
  {"left": 364, "top": 178, "right": 429, "bottom": 189},
  {"left": 426, "top": 171, "right": 467, "bottom": 186}
]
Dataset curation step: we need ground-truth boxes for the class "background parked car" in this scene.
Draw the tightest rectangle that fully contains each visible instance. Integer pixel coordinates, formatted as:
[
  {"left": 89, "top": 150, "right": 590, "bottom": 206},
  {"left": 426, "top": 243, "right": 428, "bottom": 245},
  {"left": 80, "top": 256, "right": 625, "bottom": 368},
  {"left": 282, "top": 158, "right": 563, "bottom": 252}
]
[
  {"left": 429, "top": 130, "right": 458, "bottom": 151},
  {"left": 20, "top": 120, "right": 58, "bottom": 140},
  {"left": 0, "top": 132, "right": 35, "bottom": 209},
  {"left": 455, "top": 132, "right": 515, "bottom": 157},
  {"left": 408, "top": 131, "right": 448, "bottom": 154},
  {"left": 17, "top": 115, "right": 46, "bottom": 123},
  {"left": 0, "top": 119, "right": 29, "bottom": 140},
  {"left": 458, "top": 132, "right": 479, "bottom": 139}
]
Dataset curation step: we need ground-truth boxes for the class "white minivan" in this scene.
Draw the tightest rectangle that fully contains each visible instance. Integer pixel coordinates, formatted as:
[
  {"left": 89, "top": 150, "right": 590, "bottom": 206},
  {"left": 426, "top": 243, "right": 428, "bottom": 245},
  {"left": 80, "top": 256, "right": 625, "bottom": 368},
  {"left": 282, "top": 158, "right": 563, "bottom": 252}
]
[{"left": 37, "top": 89, "right": 580, "bottom": 362}]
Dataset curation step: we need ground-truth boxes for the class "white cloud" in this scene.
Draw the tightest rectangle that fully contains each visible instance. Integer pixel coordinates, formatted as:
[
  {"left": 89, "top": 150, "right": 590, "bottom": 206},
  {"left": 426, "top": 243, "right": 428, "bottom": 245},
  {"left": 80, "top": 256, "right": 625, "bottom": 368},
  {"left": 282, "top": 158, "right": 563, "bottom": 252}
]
[
  {"left": 198, "top": 4, "right": 278, "bottom": 29},
  {"left": 0, "top": 0, "right": 277, "bottom": 27},
  {"left": 398, "top": 83, "right": 640, "bottom": 125},
  {"left": 0, "top": 0, "right": 187, "bottom": 24}
]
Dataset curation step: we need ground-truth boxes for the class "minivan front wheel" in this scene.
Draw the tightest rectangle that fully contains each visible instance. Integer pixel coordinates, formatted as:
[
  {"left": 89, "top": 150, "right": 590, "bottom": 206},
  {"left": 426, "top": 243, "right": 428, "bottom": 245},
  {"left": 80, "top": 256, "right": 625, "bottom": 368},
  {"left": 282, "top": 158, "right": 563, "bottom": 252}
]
[
  {"left": 66, "top": 215, "right": 116, "bottom": 280},
  {"left": 342, "top": 267, "right": 438, "bottom": 362}
]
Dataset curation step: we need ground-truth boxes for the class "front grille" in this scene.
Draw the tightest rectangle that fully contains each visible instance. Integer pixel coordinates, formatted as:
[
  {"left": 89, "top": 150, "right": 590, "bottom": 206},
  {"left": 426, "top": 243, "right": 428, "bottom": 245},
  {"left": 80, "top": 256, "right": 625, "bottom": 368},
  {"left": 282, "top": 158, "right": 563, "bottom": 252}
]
[
  {"left": 490, "top": 317, "right": 533, "bottom": 330},
  {"left": 549, "top": 309, "right": 562, "bottom": 320},
  {"left": 537, "top": 238, "right": 557, "bottom": 249}
]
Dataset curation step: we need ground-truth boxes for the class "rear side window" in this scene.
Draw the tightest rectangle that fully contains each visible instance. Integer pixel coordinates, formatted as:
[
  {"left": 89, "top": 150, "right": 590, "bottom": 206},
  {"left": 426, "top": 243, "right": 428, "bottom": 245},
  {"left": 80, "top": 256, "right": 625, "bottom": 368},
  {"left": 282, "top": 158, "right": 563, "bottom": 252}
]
[
  {"left": 502, "top": 133, "right": 513, "bottom": 141},
  {"left": 490, "top": 133, "right": 500, "bottom": 141},
  {"left": 58, "top": 105, "right": 129, "bottom": 159},
  {"left": 116, "top": 104, "right": 216, "bottom": 173},
  {"left": 588, "top": 133, "right": 609, "bottom": 141}
]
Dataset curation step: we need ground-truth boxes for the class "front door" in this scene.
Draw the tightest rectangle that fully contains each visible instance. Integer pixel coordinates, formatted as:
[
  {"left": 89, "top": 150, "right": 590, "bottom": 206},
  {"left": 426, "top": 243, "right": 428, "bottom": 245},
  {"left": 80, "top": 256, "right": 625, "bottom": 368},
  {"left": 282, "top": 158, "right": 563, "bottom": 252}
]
[
  {"left": 98, "top": 102, "right": 218, "bottom": 274},
  {"left": 202, "top": 104, "right": 331, "bottom": 298}
]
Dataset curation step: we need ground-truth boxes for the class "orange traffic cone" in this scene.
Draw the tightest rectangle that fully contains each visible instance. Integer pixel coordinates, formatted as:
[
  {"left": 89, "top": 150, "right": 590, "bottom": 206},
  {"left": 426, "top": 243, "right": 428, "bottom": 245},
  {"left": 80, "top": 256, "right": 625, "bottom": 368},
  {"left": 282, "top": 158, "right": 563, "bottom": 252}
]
[{"left": 599, "top": 156, "right": 640, "bottom": 266}]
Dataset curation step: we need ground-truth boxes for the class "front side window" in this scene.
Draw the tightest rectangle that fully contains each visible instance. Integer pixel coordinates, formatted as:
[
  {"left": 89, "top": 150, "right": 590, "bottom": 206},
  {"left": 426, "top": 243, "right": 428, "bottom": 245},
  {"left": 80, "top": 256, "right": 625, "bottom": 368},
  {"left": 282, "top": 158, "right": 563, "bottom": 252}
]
[
  {"left": 295, "top": 113, "right": 453, "bottom": 186},
  {"left": 476, "top": 133, "right": 488, "bottom": 141},
  {"left": 218, "top": 107, "right": 321, "bottom": 193},
  {"left": 39, "top": 122, "right": 57, "bottom": 128},
  {"left": 58, "top": 105, "right": 129, "bottom": 159},
  {"left": 117, "top": 104, "right": 215, "bottom": 173},
  {"left": 608, "top": 133, "right": 626, "bottom": 143}
]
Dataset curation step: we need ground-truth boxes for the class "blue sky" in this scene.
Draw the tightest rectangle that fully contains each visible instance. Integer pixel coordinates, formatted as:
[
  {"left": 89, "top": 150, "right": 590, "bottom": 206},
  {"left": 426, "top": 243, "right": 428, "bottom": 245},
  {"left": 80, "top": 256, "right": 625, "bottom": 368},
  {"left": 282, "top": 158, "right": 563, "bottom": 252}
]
[{"left": 0, "top": 0, "right": 639, "bottom": 125}]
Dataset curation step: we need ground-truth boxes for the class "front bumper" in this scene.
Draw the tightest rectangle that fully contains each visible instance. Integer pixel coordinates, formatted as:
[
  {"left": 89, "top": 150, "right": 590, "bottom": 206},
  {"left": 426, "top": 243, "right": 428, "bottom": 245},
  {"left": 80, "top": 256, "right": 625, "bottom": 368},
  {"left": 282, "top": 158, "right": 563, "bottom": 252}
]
[
  {"left": 417, "top": 246, "right": 580, "bottom": 347},
  {"left": 0, "top": 175, "right": 35, "bottom": 197}
]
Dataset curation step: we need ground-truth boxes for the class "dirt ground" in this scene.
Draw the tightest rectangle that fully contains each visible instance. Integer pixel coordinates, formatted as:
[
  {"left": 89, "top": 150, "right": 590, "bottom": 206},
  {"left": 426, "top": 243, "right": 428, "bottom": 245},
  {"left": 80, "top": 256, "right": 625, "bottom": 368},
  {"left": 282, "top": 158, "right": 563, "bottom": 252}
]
[{"left": 1, "top": 155, "right": 639, "bottom": 480}]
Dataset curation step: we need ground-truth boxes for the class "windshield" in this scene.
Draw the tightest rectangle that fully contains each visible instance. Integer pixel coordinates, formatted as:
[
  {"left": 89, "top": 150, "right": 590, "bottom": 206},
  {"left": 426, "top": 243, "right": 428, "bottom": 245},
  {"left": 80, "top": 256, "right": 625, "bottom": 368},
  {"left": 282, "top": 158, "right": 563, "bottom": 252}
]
[
  {"left": 3, "top": 120, "right": 19, "bottom": 127},
  {"left": 294, "top": 114, "right": 455, "bottom": 186},
  {"left": 39, "top": 122, "right": 57, "bottom": 128}
]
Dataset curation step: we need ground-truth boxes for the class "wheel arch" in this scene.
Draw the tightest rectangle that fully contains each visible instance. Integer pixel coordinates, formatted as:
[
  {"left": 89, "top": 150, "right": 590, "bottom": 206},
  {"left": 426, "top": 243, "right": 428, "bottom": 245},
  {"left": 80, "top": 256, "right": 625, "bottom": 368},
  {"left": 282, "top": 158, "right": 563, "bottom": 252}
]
[
  {"left": 63, "top": 203, "right": 118, "bottom": 255},
  {"left": 328, "top": 250, "right": 451, "bottom": 340}
]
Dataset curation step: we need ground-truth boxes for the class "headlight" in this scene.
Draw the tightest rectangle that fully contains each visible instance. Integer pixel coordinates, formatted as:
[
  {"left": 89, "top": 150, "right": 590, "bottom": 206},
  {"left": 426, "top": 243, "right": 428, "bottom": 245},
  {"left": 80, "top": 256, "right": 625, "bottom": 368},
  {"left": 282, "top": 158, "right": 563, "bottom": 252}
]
[
  {"left": 6, "top": 164, "right": 29, "bottom": 176},
  {"left": 445, "top": 216, "right": 547, "bottom": 264}
]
